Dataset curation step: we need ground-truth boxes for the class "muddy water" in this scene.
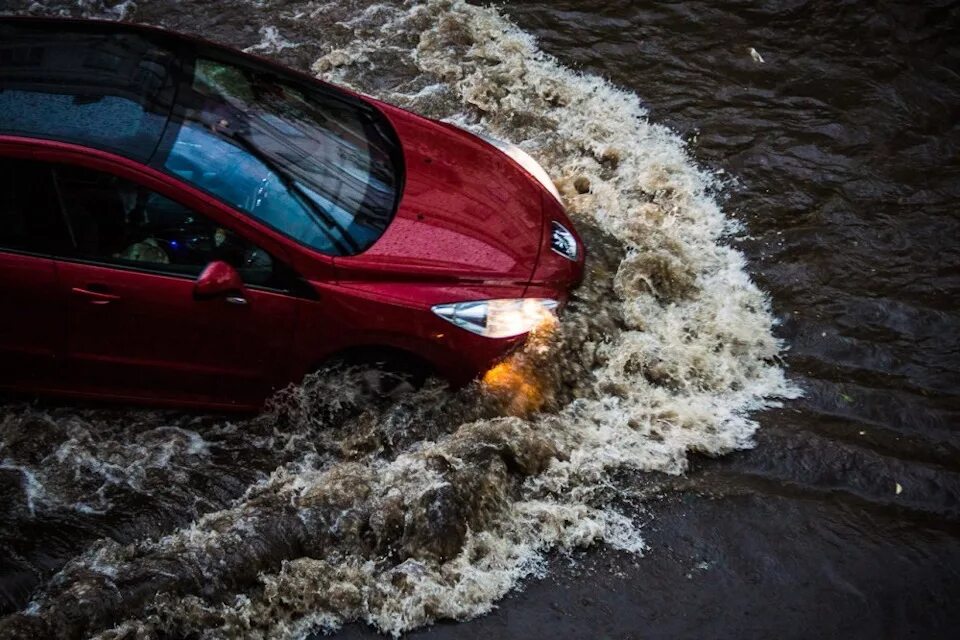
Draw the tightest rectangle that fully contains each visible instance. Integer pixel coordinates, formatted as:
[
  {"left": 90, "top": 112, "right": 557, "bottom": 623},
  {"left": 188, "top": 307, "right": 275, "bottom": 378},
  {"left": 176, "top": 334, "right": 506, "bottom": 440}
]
[{"left": 0, "top": 1, "right": 958, "bottom": 638}]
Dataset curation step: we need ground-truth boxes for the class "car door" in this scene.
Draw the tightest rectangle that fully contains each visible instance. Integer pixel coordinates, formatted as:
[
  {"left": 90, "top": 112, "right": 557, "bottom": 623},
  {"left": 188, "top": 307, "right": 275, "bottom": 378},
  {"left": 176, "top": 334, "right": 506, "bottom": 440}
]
[
  {"left": 0, "top": 156, "right": 70, "bottom": 390},
  {"left": 50, "top": 161, "right": 298, "bottom": 407}
]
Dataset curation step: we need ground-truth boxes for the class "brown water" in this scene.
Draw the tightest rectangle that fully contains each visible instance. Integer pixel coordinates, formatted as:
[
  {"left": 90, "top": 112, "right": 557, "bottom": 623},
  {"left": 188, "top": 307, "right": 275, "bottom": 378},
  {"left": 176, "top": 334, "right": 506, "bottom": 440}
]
[{"left": 0, "top": 1, "right": 958, "bottom": 639}]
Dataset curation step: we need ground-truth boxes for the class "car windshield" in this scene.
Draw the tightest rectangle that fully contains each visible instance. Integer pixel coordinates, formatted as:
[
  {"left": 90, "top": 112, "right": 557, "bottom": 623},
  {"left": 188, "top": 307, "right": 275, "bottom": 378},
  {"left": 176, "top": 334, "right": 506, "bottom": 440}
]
[{"left": 161, "top": 57, "right": 400, "bottom": 256}]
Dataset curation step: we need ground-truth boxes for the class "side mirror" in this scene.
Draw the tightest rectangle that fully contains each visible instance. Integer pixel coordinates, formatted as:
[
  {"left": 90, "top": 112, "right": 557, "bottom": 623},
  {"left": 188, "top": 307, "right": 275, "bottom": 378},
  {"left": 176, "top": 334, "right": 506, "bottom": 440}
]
[{"left": 194, "top": 261, "right": 247, "bottom": 304}]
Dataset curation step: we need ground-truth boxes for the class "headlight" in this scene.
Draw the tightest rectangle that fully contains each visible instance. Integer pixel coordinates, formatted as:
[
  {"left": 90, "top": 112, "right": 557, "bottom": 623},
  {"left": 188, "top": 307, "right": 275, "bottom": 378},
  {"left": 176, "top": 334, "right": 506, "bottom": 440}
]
[
  {"left": 432, "top": 298, "right": 559, "bottom": 338},
  {"left": 477, "top": 134, "right": 564, "bottom": 206}
]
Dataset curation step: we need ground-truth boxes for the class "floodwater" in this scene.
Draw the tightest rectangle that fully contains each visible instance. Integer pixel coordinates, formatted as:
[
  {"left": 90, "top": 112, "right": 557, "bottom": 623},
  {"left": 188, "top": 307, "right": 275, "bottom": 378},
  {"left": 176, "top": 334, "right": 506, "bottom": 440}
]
[{"left": 1, "top": 1, "right": 958, "bottom": 638}]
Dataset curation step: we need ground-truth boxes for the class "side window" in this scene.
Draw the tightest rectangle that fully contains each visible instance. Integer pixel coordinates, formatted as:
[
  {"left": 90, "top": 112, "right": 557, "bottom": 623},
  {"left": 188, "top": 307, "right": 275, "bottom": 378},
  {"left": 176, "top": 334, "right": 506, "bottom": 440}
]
[
  {"left": 52, "top": 164, "right": 276, "bottom": 286},
  {"left": 0, "top": 157, "right": 69, "bottom": 254}
]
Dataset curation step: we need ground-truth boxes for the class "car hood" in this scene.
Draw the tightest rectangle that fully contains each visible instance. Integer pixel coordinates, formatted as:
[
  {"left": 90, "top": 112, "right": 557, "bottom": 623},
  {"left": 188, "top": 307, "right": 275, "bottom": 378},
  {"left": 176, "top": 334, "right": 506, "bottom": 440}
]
[{"left": 333, "top": 100, "right": 545, "bottom": 284}]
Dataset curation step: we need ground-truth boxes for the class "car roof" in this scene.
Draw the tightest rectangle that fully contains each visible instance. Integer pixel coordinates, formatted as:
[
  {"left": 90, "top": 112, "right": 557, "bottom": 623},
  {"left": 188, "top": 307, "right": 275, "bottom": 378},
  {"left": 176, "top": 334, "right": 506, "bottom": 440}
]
[
  {"left": 0, "top": 18, "right": 406, "bottom": 258},
  {"left": 0, "top": 18, "right": 384, "bottom": 161},
  {"left": 0, "top": 18, "right": 191, "bottom": 162}
]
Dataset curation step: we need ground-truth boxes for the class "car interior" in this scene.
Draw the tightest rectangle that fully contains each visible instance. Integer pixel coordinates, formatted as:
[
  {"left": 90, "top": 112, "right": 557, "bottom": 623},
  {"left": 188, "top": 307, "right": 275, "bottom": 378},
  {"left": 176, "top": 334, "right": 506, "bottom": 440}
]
[{"left": 51, "top": 163, "right": 274, "bottom": 283}]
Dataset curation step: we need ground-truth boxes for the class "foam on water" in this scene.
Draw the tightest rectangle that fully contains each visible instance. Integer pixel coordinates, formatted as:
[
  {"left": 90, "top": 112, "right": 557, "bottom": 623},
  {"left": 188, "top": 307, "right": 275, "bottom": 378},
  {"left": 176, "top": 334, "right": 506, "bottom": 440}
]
[
  {"left": 0, "top": 1, "right": 799, "bottom": 638},
  {"left": 0, "top": 460, "right": 47, "bottom": 517},
  {"left": 0, "top": 409, "right": 216, "bottom": 514}
]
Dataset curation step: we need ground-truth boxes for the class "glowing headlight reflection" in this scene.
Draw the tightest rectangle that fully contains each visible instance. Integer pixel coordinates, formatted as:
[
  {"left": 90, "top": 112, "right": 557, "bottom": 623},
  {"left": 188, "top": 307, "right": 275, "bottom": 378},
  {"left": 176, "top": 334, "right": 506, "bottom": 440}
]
[{"left": 431, "top": 298, "right": 559, "bottom": 338}]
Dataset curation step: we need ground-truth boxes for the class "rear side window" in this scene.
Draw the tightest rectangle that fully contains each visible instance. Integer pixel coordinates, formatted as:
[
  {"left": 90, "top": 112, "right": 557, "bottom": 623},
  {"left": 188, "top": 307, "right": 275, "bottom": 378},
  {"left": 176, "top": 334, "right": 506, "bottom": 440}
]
[
  {"left": 52, "top": 164, "right": 277, "bottom": 287},
  {"left": 0, "top": 157, "right": 69, "bottom": 254}
]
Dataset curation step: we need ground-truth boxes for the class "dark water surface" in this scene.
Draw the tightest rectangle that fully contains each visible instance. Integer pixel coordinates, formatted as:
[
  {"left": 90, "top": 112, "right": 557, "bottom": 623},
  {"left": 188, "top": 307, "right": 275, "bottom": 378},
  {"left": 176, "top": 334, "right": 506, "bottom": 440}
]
[
  {"left": 477, "top": 2, "right": 960, "bottom": 637},
  {"left": 1, "top": 1, "right": 959, "bottom": 638}
]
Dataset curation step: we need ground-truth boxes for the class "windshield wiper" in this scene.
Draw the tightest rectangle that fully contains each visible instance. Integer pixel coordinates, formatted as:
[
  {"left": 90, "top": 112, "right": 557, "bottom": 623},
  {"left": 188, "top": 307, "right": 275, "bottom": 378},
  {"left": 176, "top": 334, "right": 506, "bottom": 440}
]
[{"left": 223, "top": 129, "right": 360, "bottom": 255}]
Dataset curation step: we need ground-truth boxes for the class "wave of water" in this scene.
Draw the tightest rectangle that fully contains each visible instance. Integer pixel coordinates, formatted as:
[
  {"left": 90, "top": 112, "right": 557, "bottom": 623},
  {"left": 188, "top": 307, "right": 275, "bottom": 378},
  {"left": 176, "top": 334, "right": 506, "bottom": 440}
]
[{"left": 0, "top": 1, "right": 797, "bottom": 637}]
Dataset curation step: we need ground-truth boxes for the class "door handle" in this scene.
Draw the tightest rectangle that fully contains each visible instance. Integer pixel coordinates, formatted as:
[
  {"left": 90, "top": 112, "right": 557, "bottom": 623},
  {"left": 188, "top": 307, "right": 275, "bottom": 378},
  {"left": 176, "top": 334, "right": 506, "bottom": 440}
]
[{"left": 71, "top": 286, "right": 121, "bottom": 305}]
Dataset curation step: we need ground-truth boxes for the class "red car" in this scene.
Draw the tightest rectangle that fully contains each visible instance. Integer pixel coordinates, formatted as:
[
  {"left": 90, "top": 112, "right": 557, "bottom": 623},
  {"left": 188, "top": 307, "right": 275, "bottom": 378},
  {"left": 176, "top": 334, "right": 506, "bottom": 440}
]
[{"left": 0, "top": 18, "right": 584, "bottom": 411}]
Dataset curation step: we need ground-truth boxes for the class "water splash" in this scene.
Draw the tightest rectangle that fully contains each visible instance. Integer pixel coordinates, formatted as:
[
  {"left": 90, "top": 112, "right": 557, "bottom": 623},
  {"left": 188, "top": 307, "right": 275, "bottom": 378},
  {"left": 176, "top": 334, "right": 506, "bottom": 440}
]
[{"left": 0, "top": 1, "right": 798, "bottom": 638}]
